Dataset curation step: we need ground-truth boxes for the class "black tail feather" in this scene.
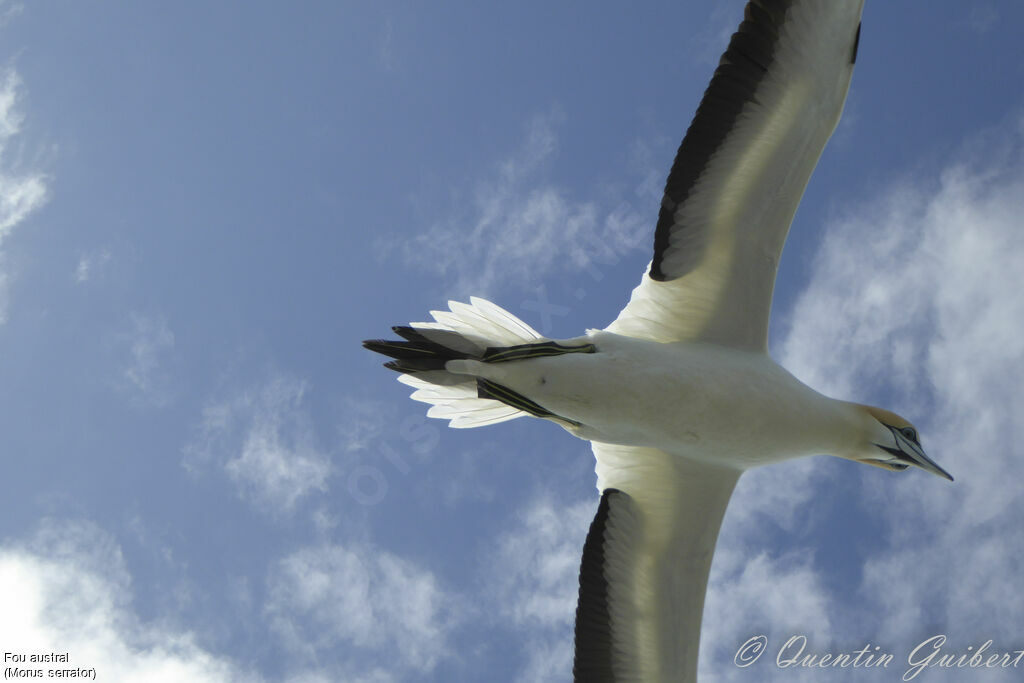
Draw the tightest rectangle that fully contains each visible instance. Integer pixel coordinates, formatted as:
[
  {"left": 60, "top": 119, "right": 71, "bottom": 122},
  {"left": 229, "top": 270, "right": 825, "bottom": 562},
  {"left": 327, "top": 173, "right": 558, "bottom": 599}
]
[
  {"left": 362, "top": 331, "right": 474, "bottom": 373},
  {"left": 362, "top": 339, "right": 435, "bottom": 359},
  {"left": 380, "top": 356, "right": 447, "bottom": 372},
  {"left": 391, "top": 326, "right": 432, "bottom": 343},
  {"left": 477, "top": 379, "right": 557, "bottom": 420}
]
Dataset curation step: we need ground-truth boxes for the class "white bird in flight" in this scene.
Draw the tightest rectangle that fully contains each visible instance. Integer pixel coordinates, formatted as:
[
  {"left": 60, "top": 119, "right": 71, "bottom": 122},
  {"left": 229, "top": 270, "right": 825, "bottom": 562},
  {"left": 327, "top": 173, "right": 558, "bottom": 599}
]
[{"left": 365, "top": 1, "right": 953, "bottom": 680}]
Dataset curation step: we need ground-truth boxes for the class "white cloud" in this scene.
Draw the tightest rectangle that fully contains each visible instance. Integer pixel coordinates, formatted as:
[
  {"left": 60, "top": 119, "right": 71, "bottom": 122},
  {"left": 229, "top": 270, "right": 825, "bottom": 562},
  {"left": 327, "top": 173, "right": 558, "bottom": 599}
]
[
  {"left": 285, "top": 670, "right": 395, "bottom": 683},
  {"left": 75, "top": 248, "right": 111, "bottom": 283},
  {"left": 0, "top": 67, "right": 49, "bottom": 324},
  {"left": 225, "top": 427, "right": 329, "bottom": 512},
  {"left": 185, "top": 374, "right": 332, "bottom": 514},
  {"left": 725, "top": 458, "right": 829, "bottom": 538},
  {"left": 702, "top": 550, "right": 834, "bottom": 683},
  {"left": 427, "top": 446, "right": 499, "bottom": 508},
  {"left": 265, "top": 542, "right": 457, "bottom": 678},
  {"left": 969, "top": 4, "right": 999, "bottom": 34},
  {"left": 0, "top": 2, "right": 22, "bottom": 27},
  {"left": 486, "top": 495, "right": 594, "bottom": 682},
  {"left": 336, "top": 395, "right": 392, "bottom": 454},
  {"left": 0, "top": 519, "right": 256, "bottom": 683},
  {"left": 389, "top": 111, "right": 649, "bottom": 296},
  {"left": 491, "top": 496, "right": 592, "bottom": 629},
  {"left": 119, "top": 312, "right": 175, "bottom": 403}
]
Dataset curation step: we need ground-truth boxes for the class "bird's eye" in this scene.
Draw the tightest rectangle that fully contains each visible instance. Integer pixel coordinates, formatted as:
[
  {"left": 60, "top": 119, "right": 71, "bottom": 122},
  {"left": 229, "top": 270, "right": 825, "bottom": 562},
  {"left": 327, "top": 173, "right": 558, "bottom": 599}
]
[{"left": 900, "top": 426, "right": 918, "bottom": 442}]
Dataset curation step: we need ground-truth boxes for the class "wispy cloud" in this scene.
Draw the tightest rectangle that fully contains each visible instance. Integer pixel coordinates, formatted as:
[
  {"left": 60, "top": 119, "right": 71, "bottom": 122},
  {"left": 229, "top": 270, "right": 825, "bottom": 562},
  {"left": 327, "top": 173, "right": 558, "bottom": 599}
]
[
  {"left": 75, "top": 248, "right": 111, "bottom": 283},
  {"left": 692, "top": 1, "right": 745, "bottom": 67},
  {"left": 388, "top": 110, "right": 649, "bottom": 297},
  {"left": 337, "top": 395, "right": 392, "bottom": 454},
  {"left": 701, "top": 548, "right": 835, "bottom": 682},
  {"left": 968, "top": 4, "right": 999, "bottom": 34},
  {"left": 184, "top": 374, "right": 332, "bottom": 514},
  {"left": 0, "top": 519, "right": 256, "bottom": 682},
  {"left": 117, "top": 312, "right": 175, "bottom": 404},
  {"left": 0, "top": 2, "right": 23, "bottom": 27},
  {"left": 265, "top": 542, "right": 458, "bottom": 678},
  {"left": 0, "top": 67, "right": 49, "bottom": 323},
  {"left": 485, "top": 495, "right": 594, "bottom": 682}
]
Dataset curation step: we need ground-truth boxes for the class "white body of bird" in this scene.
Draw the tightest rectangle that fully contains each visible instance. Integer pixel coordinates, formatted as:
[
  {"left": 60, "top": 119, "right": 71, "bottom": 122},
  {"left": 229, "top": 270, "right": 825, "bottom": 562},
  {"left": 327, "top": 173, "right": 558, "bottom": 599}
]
[{"left": 451, "top": 331, "right": 855, "bottom": 469}]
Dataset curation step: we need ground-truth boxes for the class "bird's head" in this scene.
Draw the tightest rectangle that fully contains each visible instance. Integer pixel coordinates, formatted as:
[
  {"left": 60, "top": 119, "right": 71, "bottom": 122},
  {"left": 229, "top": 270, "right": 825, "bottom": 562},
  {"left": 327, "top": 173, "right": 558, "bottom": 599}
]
[{"left": 848, "top": 405, "right": 953, "bottom": 481}]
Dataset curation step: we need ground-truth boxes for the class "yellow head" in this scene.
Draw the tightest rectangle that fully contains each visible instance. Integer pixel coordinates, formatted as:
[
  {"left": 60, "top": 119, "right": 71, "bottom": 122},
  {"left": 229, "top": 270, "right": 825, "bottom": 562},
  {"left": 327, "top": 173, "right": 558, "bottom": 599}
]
[{"left": 851, "top": 404, "right": 952, "bottom": 480}]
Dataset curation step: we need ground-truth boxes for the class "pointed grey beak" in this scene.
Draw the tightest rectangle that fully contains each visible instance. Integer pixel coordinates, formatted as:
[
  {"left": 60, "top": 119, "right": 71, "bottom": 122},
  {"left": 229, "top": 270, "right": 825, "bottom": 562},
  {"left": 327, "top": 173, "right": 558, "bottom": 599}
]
[
  {"left": 901, "top": 446, "right": 953, "bottom": 481},
  {"left": 878, "top": 428, "right": 953, "bottom": 481}
]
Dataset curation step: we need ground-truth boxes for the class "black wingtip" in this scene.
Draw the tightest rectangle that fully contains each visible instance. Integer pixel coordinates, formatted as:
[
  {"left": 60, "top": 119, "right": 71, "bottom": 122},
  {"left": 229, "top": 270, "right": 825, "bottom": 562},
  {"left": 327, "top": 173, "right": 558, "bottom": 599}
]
[
  {"left": 648, "top": 263, "right": 669, "bottom": 282},
  {"left": 649, "top": 0, "right": 792, "bottom": 283},
  {"left": 573, "top": 488, "right": 628, "bottom": 682}
]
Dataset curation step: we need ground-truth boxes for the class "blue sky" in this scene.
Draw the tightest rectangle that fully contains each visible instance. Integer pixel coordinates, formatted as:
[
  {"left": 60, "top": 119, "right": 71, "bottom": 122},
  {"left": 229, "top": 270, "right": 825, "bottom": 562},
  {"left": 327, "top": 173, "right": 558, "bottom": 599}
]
[{"left": 1, "top": 1, "right": 1023, "bottom": 681}]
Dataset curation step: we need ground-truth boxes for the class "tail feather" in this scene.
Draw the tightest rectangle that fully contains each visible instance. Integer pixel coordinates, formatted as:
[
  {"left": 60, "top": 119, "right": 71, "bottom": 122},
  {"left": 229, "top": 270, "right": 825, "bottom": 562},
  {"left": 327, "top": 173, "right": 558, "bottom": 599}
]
[
  {"left": 365, "top": 298, "right": 544, "bottom": 428},
  {"left": 362, "top": 330, "right": 473, "bottom": 373},
  {"left": 470, "top": 297, "right": 544, "bottom": 341}
]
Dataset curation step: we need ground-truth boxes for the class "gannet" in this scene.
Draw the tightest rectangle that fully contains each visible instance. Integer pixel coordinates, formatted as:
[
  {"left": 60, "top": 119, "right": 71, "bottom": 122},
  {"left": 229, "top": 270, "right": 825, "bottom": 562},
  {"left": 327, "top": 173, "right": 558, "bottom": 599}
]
[{"left": 364, "top": 1, "right": 953, "bottom": 680}]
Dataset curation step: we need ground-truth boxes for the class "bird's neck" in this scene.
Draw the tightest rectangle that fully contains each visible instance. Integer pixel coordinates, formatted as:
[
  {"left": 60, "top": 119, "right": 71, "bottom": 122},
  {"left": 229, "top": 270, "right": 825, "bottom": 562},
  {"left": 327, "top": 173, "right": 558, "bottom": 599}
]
[{"left": 824, "top": 399, "right": 875, "bottom": 459}]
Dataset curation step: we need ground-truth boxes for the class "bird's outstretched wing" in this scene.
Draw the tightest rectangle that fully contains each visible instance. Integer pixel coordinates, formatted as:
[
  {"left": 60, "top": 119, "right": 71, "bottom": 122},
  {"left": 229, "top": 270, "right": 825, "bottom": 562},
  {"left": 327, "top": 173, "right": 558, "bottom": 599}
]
[
  {"left": 607, "top": 0, "right": 865, "bottom": 351},
  {"left": 574, "top": 443, "right": 740, "bottom": 682}
]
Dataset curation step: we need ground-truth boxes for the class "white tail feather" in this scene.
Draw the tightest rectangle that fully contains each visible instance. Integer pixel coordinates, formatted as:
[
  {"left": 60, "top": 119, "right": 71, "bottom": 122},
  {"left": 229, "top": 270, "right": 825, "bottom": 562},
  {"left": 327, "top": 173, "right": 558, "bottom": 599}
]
[{"left": 397, "top": 298, "right": 543, "bottom": 428}]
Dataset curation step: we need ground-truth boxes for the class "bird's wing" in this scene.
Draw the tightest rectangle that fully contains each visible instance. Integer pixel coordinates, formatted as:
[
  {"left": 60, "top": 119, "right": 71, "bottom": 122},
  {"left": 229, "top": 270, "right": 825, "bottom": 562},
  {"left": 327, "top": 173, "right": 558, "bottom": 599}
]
[
  {"left": 574, "top": 442, "right": 740, "bottom": 682},
  {"left": 606, "top": 0, "right": 865, "bottom": 350}
]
